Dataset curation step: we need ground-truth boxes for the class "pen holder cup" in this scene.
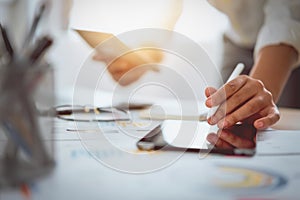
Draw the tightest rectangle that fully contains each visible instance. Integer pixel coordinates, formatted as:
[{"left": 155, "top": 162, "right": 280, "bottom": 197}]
[{"left": 0, "top": 62, "right": 55, "bottom": 188}]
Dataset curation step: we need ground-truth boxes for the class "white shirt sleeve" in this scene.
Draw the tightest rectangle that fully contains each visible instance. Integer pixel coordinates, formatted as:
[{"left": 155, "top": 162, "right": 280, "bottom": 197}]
[{"left": 255, "top": 0, "right": 300, "bottom": 67}]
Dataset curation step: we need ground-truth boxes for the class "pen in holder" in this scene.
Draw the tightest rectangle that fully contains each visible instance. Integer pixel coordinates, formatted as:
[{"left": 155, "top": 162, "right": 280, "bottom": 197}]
[
  {"left": 0, "top": 2, "right": 55, "bottom": 187},
  {"left": 0, "top": 60, "right": 55, "bottom": 188}
]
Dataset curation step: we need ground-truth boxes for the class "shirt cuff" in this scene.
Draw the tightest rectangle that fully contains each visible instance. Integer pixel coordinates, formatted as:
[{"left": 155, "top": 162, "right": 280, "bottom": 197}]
[{"left": 255, "top": 19, "right": 300, "bottom": 68}]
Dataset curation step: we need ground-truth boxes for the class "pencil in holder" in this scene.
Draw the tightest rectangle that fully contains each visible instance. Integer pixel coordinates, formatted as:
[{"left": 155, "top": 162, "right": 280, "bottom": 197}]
[{"left": 0, "top": 61, "right": 55, "bottom": 188}]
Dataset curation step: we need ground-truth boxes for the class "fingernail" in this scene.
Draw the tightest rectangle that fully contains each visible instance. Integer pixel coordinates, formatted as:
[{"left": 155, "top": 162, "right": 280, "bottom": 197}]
[
  {"left": 207, "top": 117, "right": 212, "bottom": 124},
  {"left": 206, "top": 98, "right": 212, "bottom": 106},
  {"left": 210, "top": 116, "right": 217, "bottom": 124}
]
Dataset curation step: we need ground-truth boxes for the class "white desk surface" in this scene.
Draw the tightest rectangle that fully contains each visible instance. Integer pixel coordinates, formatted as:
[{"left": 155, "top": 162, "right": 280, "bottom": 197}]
[
  {"left": 1, "top": 101, "right": 300, "bottom": 200},
  {"left": 272, "top": 107, "right": 300, "bottom": 130}
]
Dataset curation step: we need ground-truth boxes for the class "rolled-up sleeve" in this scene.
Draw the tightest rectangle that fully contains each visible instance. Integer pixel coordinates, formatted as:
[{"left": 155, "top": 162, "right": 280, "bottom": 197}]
[{"left": 255, "top": 0, "right": 300, "bottom": 67}]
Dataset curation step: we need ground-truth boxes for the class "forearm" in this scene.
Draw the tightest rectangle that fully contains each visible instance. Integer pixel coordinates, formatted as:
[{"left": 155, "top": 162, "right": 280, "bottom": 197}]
[
  {"left": 75, "top": 30, "right": 116, "bottom": 48},
  {"left": 76, "top": 29, "right": 163, "bottom": 63},
  {"left": 250, "top": 44, "right": 298, "bottom": 102}
]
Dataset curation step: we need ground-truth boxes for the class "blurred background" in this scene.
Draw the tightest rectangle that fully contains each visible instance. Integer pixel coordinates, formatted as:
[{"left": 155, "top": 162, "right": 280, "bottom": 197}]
[{"left": 0, "top": 0, "right": 228, "bottom": 104}]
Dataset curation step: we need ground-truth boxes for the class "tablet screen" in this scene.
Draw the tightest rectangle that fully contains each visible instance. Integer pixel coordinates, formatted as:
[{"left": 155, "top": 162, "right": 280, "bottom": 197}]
[{"left": 137, "top": 120, "right": 256, "bottom": 156}]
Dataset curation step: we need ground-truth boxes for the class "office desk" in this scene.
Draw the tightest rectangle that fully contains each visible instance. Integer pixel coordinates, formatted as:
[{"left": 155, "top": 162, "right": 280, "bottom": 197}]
[
  {"left": 272, "top": 107, "right": 300, "bottom": 130},
  {"left": 2, "top": 32, "right": 300, "bottom": 199},
  {"left": 1, "top": 103, "right": 300, "bottom": 200}
]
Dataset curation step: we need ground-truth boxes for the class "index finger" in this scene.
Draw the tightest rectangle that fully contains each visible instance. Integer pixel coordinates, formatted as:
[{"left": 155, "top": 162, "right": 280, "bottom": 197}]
[{"left": 207, "top": 75, "right": 248, "bottom": 107}]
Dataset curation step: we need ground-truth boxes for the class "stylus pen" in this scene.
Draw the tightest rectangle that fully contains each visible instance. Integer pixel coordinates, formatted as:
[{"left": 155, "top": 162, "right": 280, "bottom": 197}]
[
  {"left": 226, "top": 63, "right": 245, "bottom": 83},
  {"left": 207, "top": 63, "right": 245, "bottom": 118}
]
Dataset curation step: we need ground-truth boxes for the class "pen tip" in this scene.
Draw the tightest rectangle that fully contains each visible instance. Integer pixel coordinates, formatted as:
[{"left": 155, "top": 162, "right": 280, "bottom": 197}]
[
  {"left": 236, "top": 63, "right": 245, "bottom": 70},
  {"left": 237, "top": 63, "right": 245, "bottom": 67}
]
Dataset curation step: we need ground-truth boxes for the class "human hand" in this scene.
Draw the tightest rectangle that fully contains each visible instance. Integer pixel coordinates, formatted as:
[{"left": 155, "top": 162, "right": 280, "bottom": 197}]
[
  {"left": 206, "top": 123, "right": 256, "bottom": 149},
  {"left": 205, "top": 75, "right": 280, "bottom": 130},
  {"left": 93, "top": 48, "right": 162, "bottom": 86}
]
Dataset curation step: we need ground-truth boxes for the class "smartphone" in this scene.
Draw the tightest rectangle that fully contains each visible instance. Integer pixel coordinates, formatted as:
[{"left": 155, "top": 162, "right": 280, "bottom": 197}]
[{"left": 137, "top": 120, "right": 256, "bottom": 156}]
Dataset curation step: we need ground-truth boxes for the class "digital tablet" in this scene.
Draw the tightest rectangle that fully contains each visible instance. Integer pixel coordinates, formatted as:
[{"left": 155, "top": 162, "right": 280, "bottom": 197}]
[{"left": 137, "top": 120, "right": 256, "bottom": 156}]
